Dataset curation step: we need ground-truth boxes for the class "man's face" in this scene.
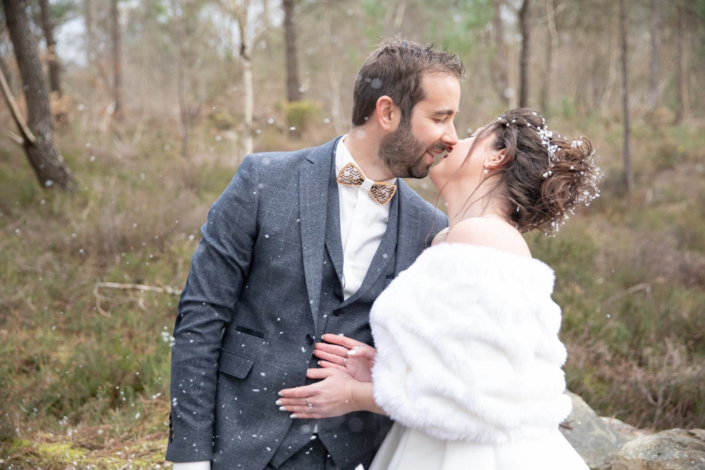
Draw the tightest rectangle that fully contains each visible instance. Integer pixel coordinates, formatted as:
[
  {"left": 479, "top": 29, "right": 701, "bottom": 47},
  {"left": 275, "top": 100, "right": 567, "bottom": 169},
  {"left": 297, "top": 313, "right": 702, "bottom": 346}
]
[{"left": 379, "top": 73, "right": 461, "bottom": 179}]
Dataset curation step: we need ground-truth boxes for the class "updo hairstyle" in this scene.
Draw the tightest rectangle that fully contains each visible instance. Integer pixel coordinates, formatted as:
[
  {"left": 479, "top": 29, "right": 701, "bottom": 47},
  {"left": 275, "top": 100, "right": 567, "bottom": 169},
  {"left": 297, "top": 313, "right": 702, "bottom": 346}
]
[{"left": 471, "top": 108, "right": 601, "bottom": 234}]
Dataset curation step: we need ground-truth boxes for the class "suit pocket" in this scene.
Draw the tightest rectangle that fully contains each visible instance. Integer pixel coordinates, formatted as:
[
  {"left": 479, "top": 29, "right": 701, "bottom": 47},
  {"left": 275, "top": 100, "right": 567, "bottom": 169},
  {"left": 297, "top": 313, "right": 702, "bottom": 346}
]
[{"left": 218, "top": 348, "right": 254, "bottom": 379}]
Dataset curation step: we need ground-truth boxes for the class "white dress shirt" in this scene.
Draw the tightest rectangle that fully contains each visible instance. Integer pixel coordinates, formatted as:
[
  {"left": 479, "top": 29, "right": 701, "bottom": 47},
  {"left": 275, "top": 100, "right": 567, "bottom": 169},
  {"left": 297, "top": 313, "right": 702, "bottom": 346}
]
[
  {"left": 172, "top": 137, "right": 394, "bottom": 469},
  {"left": 335, "top": 136, "right": 396, "bottom": 299}
]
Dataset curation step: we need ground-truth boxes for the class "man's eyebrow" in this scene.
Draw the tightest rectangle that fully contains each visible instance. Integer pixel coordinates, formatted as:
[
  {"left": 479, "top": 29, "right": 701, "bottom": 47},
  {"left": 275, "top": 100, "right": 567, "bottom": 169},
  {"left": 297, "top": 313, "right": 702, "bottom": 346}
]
[{"left": 432, "top": 109, "right": 457, "bottom": 117}]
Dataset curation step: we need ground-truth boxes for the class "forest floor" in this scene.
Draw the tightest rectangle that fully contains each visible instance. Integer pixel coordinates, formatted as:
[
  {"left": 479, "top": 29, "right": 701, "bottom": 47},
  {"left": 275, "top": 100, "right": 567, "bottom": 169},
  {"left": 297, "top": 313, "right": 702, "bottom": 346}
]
[{"left": 1, "top": 112, "right": 705, "bottom": 468}]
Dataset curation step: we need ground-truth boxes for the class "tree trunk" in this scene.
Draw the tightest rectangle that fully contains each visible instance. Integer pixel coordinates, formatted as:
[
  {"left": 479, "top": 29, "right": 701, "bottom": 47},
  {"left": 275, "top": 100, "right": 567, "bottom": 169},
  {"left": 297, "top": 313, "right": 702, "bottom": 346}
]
[
  {"left": 2, "top": 0, "right": 74, "bottom": 190},
  {"left": 674, "top": 0, "right": 686, "bottom": 125},
  {"left": 234, "top": 5, "right": 253, "bottom": 157},
  {"left": 491, "top": 0, "right": 510, "bottom": 106},
  {"left": 283, "top": 0, "right": 300, "bottom": 103},
  {"left": 84, "top": 0, "right": 95, "bottom": 66},
  {"left": 111, "top": 0, "right": 122, "bottom": 119},
  {"left": 242, "top": 54, "right": 253, "bottom": 156},
  {"left": 175, "top": 0, "right": 189, "bottom": 158},
  {"left": 540, "top": 0, "right": 557, "bottom": 113},
  {"left": 39, "top": 0, "right": 61, "bottom": 97},
  {"left": 648, "top": 0, "right": 660, "bottom": 111},
  {"left": 518, "top": 0, "right": 531, "bottom": 108},
  {"left": 618, "top": 0, "right": 633, "bottom": 191}
]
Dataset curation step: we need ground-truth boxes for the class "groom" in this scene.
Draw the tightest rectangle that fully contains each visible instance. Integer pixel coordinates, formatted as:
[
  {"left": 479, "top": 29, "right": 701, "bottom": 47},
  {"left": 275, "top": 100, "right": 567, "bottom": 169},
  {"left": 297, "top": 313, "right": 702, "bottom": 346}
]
[{"left": 166, "top": 38, "right": 462, "bottom": 470}]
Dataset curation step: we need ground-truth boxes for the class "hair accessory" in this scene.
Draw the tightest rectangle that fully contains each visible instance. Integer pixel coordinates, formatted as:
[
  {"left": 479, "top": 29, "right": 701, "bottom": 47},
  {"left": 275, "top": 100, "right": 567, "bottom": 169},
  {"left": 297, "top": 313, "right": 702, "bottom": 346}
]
[{"left": 537, "top": 117, "right": 559, "bottom": 175}]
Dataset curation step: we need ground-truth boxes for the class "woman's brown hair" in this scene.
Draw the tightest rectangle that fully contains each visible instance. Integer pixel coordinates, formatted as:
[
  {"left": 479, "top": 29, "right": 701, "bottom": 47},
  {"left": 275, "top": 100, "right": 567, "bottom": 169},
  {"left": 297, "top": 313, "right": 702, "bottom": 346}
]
[{"left": 459, "top": 108, "right": 601, "bottom": 234}]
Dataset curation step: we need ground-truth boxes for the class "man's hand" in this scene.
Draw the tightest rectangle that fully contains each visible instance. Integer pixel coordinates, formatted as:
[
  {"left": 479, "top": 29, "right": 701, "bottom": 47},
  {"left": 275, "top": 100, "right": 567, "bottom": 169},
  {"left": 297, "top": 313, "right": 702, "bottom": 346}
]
[
  {"left": 313, "top": 334, "right": 376, "bottom": 383},
  {"left": 277, "top": 368, "right": 359, "bottom": 419}
]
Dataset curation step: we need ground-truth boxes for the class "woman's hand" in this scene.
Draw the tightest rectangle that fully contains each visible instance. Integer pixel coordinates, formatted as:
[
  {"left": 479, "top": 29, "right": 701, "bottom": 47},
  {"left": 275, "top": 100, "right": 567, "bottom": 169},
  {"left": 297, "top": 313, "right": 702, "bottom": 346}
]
[
  {"left": 313, "top": 334, "right": 376, "bottom": 383},
  {"left": 277, "top": 368, "right": 358, "bottom": 419}
]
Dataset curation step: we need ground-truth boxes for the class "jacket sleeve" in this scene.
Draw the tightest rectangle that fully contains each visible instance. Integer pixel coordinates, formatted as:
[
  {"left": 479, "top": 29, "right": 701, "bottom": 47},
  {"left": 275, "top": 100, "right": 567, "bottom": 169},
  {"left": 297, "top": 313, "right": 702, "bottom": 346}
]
[{"left": 166, "top": 155, "right": 260, "bottom": 463}]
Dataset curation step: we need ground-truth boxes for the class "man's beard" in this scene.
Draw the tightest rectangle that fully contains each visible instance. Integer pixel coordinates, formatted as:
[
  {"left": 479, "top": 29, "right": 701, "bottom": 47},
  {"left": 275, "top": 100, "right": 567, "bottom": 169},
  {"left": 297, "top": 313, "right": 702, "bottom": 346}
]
[{"left": 378, "top": 120, "right": 447, "bottom": 179}]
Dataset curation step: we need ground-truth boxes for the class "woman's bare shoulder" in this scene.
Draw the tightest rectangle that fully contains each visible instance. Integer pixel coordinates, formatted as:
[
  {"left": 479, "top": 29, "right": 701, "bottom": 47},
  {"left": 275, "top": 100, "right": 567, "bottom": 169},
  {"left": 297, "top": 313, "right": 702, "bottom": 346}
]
[{"left": 445, "top": 217, "right": 532, "bottom": 258}]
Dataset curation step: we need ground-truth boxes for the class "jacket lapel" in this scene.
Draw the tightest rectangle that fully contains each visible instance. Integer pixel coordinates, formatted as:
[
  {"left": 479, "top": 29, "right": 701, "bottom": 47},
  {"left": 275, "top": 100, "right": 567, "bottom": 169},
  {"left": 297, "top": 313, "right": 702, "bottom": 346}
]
[
  {"left": 392, "top": 180, "right": 421, "bottom": 276},
  {"left": 325, "top": 167, "right": 344, "bottom": 284},
  {"left": 299, "top": 137, "right": 341, "bottom": 327}
]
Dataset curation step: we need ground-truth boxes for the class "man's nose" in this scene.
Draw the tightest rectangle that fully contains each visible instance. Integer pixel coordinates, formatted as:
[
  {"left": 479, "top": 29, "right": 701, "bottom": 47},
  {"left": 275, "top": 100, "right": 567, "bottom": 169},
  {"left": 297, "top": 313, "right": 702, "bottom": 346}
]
[{"left": 442, "top": 121, "right": 459, "bottom": 147}]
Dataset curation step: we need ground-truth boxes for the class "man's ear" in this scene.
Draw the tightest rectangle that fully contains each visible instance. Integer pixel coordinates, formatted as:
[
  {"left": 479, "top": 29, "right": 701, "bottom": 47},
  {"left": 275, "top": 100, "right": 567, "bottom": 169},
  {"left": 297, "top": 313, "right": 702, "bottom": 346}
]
[{"left": 375, "top": 96, "right": 399, "bottom": 131}]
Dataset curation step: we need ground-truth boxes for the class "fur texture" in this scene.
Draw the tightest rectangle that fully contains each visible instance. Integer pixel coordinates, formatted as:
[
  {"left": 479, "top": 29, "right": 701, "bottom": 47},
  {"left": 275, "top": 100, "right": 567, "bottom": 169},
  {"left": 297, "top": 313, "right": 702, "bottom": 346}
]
[{"left": 370, "top": 243, "right": 573, "bottom": 444}]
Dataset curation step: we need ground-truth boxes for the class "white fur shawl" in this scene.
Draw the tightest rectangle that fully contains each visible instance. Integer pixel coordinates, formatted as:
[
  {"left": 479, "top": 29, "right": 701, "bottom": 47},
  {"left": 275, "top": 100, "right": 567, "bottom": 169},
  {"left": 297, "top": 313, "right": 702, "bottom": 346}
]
[{"left": 370, "top": 243, "right": 573, "bottom": 445}]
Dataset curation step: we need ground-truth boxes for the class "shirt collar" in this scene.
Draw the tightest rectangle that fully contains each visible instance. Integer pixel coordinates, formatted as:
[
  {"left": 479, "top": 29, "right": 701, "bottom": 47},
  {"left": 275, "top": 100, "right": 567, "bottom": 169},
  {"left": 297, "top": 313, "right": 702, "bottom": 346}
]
[{"left": 336, "top": 136, "right": 397, "bottom": 185}]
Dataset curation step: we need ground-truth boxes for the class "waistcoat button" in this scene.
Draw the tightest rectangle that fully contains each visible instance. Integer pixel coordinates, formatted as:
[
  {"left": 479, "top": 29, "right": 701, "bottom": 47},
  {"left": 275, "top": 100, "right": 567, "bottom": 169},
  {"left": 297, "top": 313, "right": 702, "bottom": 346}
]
[{"left": 305, "top": 334, "right": 314, "bottom": 345}]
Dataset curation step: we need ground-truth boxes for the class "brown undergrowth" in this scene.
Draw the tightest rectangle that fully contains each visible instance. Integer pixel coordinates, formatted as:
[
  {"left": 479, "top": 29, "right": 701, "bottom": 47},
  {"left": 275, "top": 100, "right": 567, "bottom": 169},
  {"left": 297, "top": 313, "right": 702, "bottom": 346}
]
[{"left": 1, "top": 112, "right": 704, "bottom": 467}]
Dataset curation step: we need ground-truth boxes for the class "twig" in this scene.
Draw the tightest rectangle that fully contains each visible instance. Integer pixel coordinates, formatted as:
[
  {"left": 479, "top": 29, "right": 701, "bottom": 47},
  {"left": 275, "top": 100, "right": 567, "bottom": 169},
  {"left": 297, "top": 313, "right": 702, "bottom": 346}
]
[
  {"left": 603, "top": 283, "right": 652, "bottom": 305},
  {"left": 0, "top": 66, "right": 36, "bottom": 144},
  {"left": 92, "top": 281, "right": 182, "bottom": 317},
  {"left": 94, "top": 281, "right": 182, "bottom": 296}
]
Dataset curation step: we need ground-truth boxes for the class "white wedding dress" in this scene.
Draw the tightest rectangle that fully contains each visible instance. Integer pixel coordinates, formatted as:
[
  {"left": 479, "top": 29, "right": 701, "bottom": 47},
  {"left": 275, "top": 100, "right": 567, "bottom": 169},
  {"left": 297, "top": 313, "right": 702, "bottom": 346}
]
[{"left": 367, "top": 243, "right": 589, "bottom": 470}]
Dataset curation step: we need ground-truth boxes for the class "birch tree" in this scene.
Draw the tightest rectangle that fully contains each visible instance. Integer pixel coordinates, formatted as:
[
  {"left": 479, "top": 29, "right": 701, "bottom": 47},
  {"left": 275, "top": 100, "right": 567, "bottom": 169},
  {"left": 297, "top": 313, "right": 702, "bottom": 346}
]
[{"left": 225, "top": 0, "right": 266, "bottom": 157}]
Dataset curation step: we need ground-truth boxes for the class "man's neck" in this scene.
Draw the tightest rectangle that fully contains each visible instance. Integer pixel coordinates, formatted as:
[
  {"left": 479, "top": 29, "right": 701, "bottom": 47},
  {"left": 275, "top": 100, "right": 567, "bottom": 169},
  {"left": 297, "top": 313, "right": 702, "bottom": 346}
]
[{"left": 343, "top": 127, "right": 395, "bottom": 182}]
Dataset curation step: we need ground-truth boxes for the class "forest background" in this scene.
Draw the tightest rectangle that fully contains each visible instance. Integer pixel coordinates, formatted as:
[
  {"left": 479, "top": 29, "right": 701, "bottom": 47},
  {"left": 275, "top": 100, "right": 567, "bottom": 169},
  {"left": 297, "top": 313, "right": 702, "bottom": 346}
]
[{"left": 0, "top": 0, "right": 704, "bottom": 467}]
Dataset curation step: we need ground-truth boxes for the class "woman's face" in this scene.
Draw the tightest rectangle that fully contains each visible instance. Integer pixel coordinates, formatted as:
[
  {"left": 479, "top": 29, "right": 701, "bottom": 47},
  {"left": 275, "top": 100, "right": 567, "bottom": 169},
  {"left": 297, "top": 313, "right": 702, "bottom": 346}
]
[{"left": 430, "top": 127, "right": 494, "bottom": 193}]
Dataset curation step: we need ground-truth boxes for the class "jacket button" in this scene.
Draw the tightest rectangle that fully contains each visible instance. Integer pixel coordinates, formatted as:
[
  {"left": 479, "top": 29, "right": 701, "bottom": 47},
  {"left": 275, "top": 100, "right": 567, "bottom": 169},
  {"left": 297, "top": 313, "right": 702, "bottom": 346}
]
[
  {"left": 305, "top": 334, "right": 314, "bottom": 345},
  {"left": 333, "top": 309, "right": 341, "bottom": 317}
]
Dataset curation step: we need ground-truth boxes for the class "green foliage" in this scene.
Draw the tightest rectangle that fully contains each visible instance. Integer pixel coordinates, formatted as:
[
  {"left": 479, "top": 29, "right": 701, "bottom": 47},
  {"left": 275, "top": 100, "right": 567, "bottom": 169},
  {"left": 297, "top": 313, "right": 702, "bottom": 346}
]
[
  {"left": 427, "top": 0, "right": 493, "bottom": 56},
  {"left": 283, "top": 100, "right": 321, "bottom": 134}
]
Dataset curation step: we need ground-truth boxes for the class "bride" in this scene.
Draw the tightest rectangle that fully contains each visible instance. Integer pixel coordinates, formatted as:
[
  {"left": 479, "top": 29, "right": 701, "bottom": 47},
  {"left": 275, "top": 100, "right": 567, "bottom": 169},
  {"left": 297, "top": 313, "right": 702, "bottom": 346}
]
[{"left": 277, "top": 108, "right": 599, "bottom": 469}]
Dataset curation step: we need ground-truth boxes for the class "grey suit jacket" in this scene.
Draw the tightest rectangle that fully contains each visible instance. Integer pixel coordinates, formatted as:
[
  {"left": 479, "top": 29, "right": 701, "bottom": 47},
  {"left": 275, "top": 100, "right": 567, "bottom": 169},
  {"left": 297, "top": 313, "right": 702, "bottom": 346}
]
[{"left": 166, "top": 137, "right": 448, "bottom": 469}]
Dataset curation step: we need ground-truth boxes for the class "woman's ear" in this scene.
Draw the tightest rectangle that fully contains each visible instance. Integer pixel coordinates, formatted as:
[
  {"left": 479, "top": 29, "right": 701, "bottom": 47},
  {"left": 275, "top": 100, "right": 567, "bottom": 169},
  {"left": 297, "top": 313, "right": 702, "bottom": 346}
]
[
  {"left": 375, "top": 96, "right": 400, "bottom": 131},
  {"left": 486, "top": 148, "right": 508, "bottom": 171}
]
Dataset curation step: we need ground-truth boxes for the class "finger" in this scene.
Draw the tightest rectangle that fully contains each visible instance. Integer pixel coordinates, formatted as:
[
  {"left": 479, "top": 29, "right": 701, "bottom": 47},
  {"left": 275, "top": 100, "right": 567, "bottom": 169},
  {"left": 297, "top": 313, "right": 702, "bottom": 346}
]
[
  {"left": 290, "top": 412, "right": 324, "bottom": 420},
  {"left": 313, "top": 349, "right": 346, "bottom": 365},
  {"left": 347, "top": 346, "right": 376, "bottom": 361},
  {"left": 318, "top": 360, "right": 347, "bottom": 372},
  {"left": 314, "top": 342, "right": 350, "bottom": 358},
  {"left": 284, "top": 405, "right": 316, "bottom": 415},
  {"left": 321, "top": 333, "right": 368, "bottom": 350},
  {"left": 306, "top": 368, "right": 337, "bottom": 380},
  {"left": 277, "top": 398, "right": 308, "bottom": 408},
  {"left": 279, "top": 384, "right": 317, "bottom": 399}
]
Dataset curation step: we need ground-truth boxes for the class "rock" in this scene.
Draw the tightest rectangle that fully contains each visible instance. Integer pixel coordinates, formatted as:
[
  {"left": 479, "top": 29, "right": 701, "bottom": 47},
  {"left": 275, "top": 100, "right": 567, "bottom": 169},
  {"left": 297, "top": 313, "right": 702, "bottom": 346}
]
[
  {"left": 601, "top": 417, "right": 654, "bottom": 438},
  {"left": 612, "top": 428, "right": 705, "bottom": 470},
  {"left": 560, "top": 392, "right": 635, "bottom": 470}
]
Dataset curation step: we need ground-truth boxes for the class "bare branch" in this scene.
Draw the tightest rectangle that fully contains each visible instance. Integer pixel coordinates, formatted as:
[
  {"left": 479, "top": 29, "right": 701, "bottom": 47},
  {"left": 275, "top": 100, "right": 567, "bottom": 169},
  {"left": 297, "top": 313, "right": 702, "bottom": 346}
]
[{"left": 0, "top": 65, "right": 36, "bottom": 144}]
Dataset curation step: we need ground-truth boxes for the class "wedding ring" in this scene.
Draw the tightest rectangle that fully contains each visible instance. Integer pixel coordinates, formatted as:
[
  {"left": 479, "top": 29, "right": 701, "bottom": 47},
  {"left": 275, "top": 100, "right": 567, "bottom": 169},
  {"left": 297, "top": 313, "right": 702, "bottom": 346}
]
[
  {"left": 344, "top": 358, "right": 347, "bottom": 365},
  {"left": 305, "top": 398, "right": 313, "bottom": 413}
]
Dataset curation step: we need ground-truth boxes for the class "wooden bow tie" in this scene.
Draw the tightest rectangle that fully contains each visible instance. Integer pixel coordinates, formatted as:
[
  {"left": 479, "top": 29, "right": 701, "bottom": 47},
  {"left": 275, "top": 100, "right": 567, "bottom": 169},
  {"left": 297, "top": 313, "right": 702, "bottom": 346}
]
[{"left": 336, "top": 162, "right": 397, "bottom": 205}]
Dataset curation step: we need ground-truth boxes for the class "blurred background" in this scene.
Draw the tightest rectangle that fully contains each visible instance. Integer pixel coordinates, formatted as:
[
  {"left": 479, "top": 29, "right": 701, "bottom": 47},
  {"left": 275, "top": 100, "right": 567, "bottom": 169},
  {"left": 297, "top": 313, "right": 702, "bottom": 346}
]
[{"left": 0, "top": 0, "right": 704, "bottom": 467}]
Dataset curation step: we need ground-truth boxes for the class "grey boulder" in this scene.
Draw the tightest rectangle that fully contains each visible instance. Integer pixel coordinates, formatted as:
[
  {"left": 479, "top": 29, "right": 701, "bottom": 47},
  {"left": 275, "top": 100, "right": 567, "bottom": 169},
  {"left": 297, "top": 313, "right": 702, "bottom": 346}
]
[
  {"left": 560, "top": 392, "right": 635, "bottom": 470},
  {"left": 612, "top": 428, "right": 705, "bottom": 470}
]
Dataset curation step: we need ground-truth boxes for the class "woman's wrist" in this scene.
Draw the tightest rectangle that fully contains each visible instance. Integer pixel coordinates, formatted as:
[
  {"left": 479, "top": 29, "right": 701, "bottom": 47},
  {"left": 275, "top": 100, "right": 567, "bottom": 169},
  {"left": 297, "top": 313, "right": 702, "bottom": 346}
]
[{"left": 351, "top": 380, "right": 385, "bottom": 415}]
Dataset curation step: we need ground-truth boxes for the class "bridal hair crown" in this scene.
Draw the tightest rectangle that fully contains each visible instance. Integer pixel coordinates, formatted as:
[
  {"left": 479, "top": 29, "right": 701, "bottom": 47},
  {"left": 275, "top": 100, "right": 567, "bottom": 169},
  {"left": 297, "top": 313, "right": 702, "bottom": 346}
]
[{"left": 493, "top": 110, "right": 602, "bottom": 235}]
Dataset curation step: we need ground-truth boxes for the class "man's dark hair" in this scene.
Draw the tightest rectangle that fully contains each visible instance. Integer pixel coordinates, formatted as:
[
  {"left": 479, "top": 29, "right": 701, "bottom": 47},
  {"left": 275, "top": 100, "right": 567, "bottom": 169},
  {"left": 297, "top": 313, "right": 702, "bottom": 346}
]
[{"left": 351, "top": 38, "right": 464, "bottom": 127}]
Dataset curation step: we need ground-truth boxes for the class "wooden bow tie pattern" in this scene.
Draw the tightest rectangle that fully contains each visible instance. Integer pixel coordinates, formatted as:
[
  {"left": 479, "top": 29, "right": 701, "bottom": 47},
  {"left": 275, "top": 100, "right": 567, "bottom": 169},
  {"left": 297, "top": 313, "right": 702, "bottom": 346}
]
[{"left": 336, "top": 162, "right": 397, "bottom": 205}]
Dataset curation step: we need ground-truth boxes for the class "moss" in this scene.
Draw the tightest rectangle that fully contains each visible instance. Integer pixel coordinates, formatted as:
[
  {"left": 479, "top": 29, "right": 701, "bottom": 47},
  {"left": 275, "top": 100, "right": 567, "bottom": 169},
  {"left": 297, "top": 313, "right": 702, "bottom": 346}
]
[{"left": 2, "top": 438, "right": 169, "bottom": 469}]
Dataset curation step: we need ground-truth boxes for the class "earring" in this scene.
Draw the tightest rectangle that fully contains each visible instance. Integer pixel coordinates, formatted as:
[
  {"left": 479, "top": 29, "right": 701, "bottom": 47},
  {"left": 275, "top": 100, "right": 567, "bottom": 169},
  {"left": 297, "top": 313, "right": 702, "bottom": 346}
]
[{"left": 483, "top": 167, "right": 489, "bottom": 174}]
